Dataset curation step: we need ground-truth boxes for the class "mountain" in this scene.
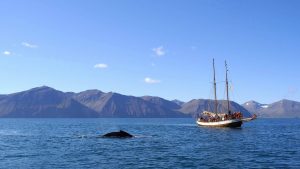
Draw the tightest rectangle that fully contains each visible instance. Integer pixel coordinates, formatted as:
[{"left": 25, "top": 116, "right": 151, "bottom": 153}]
[
  {"left": 242, "top": 100, "right": 268, "bottom": 114},
  {"left": 0, "top": 86, "right": 297, "bottom": 118},
  {"left": 73, "top": 91, "right": 186, "bottom": 117},
  {"left": 172, "top": 99, "right": 185, "bottom": 106},
  {"left": 243, "top": 99, "right": 300, "bottom": 118},
  {"left": 142, "top": 96, "right": 181, "bottom": 110},
  {"left": 72, "top": 89, "right": 106, "bottom": 112},
  {"left": 0, "top": 86, "right": 187, "bottom": 118},
  {"left": 0, "top": 86, "right": 98, "bottom": 118},
  {"left": 181, "top": 99, "right": 252, "bottom": 117}
]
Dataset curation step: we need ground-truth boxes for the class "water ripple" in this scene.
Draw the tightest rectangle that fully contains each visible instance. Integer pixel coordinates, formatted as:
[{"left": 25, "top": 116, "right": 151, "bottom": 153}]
[{"left": 0, "top": 118, "right": 299, "bottom": 168}]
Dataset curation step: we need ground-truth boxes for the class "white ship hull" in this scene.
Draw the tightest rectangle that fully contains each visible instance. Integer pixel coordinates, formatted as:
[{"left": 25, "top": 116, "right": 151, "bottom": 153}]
[{"left": 196, "top": 119, "right": 243, "bottom": 128}]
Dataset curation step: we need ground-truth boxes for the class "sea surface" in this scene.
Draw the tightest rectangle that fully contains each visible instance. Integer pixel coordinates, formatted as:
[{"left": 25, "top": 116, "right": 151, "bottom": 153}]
[{"left": 0, "top": 118, "right": 299, "bottom": 169}]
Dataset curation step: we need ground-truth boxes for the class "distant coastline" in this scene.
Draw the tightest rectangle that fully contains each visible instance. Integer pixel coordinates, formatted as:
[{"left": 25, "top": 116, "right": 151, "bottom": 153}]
[{"left": 0, "top": 86, "right": 299, "bottom": 118}]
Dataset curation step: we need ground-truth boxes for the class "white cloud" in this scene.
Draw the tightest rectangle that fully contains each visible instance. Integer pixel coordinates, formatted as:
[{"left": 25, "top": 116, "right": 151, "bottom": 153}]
[
  {"left": 144, "top": 77, "right": 161, "bottom": 84},
  {"left": 22, "top": 42, "right": 38, "bottom": 48},
  {"left": 152, "top": 46, "right": 165, "bottom": 56},
  {"left": 2, "top": 51, "right": 11, "bottom": 56},
  {"left": 94, "top": 63, "right": 108, "bottom": 69}
]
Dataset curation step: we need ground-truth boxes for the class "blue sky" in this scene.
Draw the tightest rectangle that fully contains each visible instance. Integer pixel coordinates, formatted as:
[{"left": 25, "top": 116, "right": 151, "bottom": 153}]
[{"left": 0, "top": 0, "right": 300, "bottom": 104}]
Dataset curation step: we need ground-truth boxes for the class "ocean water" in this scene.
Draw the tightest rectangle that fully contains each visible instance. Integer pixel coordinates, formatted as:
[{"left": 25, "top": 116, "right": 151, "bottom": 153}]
[{"left": 0, "top": 118, "right": 299, "bottom": 169}]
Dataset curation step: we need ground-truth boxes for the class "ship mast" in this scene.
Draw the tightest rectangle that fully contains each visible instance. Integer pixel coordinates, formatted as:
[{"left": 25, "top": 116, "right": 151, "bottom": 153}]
[
  {"left": 225, "top": 60, "right": 230, "bottom": 114},
  {"left": 213, "top": 59, "right": 218, "bottom": 114}
]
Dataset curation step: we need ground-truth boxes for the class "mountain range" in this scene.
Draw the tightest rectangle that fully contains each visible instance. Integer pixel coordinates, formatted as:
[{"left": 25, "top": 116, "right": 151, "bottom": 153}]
[
  {"left": 0, "top": 86, "right": 254, "bottom": 118},
  {"left": 242, "top": 100, "right": 300, "bottom": 118}
]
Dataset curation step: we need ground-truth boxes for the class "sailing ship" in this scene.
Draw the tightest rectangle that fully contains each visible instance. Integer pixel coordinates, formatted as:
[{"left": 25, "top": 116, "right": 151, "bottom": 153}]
[{"left": 196, "top": 59, "right": 256, "bottom": 128}]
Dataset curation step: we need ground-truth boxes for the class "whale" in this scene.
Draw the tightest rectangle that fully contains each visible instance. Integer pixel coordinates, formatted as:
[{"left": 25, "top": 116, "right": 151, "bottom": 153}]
[{"left": 102, "top": 130, "right": 133, "bottom": 138}]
